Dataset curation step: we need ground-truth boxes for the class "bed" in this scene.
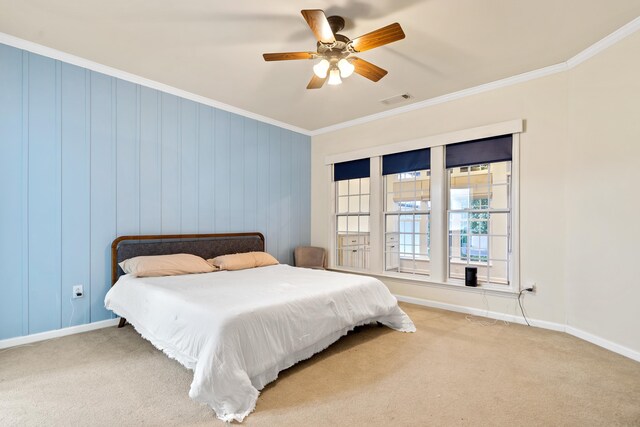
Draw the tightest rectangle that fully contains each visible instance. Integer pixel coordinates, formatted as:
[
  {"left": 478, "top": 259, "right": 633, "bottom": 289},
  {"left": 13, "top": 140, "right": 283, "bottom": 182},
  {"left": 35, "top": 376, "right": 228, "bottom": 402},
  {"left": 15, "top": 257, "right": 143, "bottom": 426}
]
[{"left": 105, "top": 233, "right": 415, "bottom": 422}]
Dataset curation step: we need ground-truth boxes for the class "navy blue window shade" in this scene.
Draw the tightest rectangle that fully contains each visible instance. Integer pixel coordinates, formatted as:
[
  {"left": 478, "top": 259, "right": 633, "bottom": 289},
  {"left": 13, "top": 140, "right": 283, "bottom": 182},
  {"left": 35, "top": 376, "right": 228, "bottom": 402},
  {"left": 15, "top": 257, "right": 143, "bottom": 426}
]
[
  {"left": 446, "top": 134, "right": 512, "bottom": 168},
  {"left": 382, "top": 148, "right": 431, "bottom": 175},
  {"left": 333, "top": 158, "right": 370, "bottom": 181}
]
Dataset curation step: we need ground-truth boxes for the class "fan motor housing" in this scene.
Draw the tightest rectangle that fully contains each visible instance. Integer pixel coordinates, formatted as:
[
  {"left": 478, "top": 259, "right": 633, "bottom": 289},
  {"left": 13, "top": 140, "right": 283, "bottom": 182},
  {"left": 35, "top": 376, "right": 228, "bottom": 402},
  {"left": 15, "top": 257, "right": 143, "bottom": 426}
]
[{"left": 327, "top": 15, "right": 346, "bottom": 33}]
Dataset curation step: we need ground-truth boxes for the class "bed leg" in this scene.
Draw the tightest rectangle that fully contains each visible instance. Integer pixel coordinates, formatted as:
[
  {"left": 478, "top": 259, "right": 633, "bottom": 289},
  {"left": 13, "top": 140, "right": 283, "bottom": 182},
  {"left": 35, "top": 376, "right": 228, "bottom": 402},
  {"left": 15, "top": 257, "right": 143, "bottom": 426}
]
[{"left": 118, "top": 318, "right": 127, "bottom": 328}]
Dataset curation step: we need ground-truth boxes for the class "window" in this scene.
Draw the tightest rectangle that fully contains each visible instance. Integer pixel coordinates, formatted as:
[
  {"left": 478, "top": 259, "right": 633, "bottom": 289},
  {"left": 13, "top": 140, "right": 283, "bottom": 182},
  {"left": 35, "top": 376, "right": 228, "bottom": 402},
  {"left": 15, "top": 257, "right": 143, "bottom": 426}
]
[
  {"left": 384, "top": 170, "right": 430, "bottom": 275},
  {"left": 326, "top": 123, "right": 520, "bottom": 292},
  {"left": 446, "top": 135, "right": 513, "bottom": 286},
  {"left": 382, "top": 148, "right": 431, "bottom": 276},
  {"left": 334, "top": 159, "right": 370, "bottom": 270}
]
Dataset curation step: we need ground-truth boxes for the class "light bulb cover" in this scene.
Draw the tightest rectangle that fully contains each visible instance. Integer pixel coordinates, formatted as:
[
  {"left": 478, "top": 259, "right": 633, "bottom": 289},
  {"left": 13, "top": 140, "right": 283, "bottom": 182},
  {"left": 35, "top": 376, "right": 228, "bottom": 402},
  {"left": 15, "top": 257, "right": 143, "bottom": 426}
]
[
  {"left": 337, "top": 58, "right": 355, "bottom": 78},
  {"left": 313, "top": 59, "right": 330, "bottom": 78},
  {"left": 327, "top": 68, "right": 342, "bottom": 85}
]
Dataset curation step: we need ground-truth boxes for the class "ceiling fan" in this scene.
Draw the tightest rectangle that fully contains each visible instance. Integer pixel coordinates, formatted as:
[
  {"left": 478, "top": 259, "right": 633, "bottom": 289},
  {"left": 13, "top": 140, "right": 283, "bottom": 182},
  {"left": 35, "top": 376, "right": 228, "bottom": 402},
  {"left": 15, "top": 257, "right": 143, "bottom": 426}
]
[{"left": 263, "top": 9, "right": 405, "bottom": 89}]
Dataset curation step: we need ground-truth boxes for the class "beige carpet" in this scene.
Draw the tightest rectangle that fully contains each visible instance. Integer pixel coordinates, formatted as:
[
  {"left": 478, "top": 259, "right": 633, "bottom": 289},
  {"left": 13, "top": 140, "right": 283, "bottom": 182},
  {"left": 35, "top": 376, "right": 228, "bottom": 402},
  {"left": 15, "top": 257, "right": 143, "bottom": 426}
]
[{"left": 1, "top": 303, "right": 639, "bottom": 426}]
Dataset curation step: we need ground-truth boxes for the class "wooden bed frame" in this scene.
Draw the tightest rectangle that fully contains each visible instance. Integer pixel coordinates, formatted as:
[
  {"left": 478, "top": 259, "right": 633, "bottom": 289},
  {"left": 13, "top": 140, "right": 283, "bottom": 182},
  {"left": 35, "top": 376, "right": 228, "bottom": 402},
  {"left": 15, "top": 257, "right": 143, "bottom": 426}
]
[{"left": 110, "top": 232, "right": 265, "bottom": 328}]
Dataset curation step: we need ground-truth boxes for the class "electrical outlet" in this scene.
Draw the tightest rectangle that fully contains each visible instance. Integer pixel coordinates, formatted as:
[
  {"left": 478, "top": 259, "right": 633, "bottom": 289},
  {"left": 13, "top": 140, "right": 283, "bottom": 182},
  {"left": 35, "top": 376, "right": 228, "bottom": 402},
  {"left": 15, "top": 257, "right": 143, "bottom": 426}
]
[
  {"left": 526, "top": 282, "right": 537, "bottom": 293},
  {"left": 72, "top": 285, "right": 84, "bottom": 299}
]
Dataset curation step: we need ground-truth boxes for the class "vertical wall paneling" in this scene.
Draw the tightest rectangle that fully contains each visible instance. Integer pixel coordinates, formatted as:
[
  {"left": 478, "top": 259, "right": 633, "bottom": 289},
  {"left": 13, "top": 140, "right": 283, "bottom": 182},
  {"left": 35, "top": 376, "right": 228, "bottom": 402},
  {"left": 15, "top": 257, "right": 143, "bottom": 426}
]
[
  {"left": 290, "top": 133, "right": 302, "bottom": 263},
  {"left": 256, "top": 122, "right": 270, "bottom": 239},
  {"left": 21, "top": 52, "right": 30, "bottom": 335},
  {"left": 229, "top": 113, "right": 245, "bottom": 231},
  {"left": 268, "top": 126, "right": 281, "bottom": 257},
  {"left": 197, "top": 106, "right": 214, "bottom": 232},
  {"left": 0, "top": 42, "right": 311, "bottom": 340},
  {"left": 180, "top": 100, "right": 199, "bottom": 233},
  {"left": 116, "top": 79, "right": 140, "bottom": 237},
  {"left": 90, "top": 71, "right": 116, "bottom": 322},
  {"left": 139, "top": 87, "right": 161, "bottom": 234},
  {"left": 301, "top": 138, "right": 311, "bottom": 245},
  {"left": 243, "top": 118, "right": 258, "bottom": 232},
  {"left": 61, "top": 63, "right": 90, "bottom": 327},
  {"left": 280, "top": 131, "right": 292, "bottom": 263},
  {"left": 0, "top": 45, "right": 24, "bottom": 339},
  {"left": 27, "top": 54, "right": 61, "bottom": 334},
  {"left": 161, "top": 94, "right": 180, "bottom": 233},
  {"left": 214, "top": 110, "right": 230, "bottom": 232}
]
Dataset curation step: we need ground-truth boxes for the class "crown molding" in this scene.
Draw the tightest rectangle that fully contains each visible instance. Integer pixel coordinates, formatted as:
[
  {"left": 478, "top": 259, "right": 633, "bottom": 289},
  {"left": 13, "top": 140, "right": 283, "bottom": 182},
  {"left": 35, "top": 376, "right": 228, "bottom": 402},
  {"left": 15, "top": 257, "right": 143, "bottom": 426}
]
[
  {"left": 0, "top": 32, "right": 312, "bottom": 137},
  {"left": 566, "top": 15, "right": 640, "bottom": 69},
  {"left": 309, "top": 63, "right": 567, "bottom": 136},
  {"left": 1, "top": 14, "right": 639, "bottom": 138},
  {"left": 308, "top": 15, "right": 640, "bottom": 136}
]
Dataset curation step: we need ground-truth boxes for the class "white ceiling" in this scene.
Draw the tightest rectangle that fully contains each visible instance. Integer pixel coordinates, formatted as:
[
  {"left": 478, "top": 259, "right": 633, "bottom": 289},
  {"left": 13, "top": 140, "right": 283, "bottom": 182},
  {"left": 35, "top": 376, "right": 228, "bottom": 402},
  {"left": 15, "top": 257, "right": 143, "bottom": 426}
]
[{"left": 1, "top": 1, "right": 639, "bottom": 132}]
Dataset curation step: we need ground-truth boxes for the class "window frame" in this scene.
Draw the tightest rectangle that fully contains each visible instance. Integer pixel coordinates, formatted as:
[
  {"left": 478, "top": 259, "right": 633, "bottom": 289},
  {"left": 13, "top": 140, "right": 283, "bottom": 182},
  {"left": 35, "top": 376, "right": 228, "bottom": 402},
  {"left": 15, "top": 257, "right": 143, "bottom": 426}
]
[
  {"left": 383, "top": 169, "right": 432, "bottom": 277},
  {"left": 325, "top": 121, "right": 521, "bottom": 294},
  {"left": 334, "top": 176, "right": 371, "bottom": 271},
  {"left": 446, "top": 161, "right": 513, "bottom": 287}
]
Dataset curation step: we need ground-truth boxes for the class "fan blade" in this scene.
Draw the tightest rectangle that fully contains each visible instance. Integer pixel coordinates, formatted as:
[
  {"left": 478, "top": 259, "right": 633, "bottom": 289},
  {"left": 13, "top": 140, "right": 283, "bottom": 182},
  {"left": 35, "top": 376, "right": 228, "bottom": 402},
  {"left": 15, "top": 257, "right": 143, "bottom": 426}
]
[
  {"left": 263, "top": 52, "right": 315, "bottom": 61},
  {"left": 307, "top": 74, "right": 327, "bottom": 89},
  {"left": 301, "top": 9, "right": 336, "bottom": 44},
  {"left": 350, "top": 23, "right": 405, "bottom": 52},
  {"left": 351, "top": 57, "right": 388, "bottom": 82}
]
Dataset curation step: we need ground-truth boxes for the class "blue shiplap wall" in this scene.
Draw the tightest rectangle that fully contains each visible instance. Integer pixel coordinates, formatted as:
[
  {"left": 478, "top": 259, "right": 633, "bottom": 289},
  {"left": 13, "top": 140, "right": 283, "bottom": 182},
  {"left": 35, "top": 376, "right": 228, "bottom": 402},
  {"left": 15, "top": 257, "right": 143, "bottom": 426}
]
[{"left": 0, "top": 44, "right": 311, "bottom": 340}]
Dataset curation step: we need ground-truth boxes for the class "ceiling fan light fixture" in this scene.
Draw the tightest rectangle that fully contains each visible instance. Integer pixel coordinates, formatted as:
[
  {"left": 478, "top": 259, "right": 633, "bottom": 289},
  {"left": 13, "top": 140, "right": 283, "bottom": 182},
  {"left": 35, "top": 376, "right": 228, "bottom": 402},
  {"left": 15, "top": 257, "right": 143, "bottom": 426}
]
[
  {"left": 337, "top": 58, "right": 355, "bottom": 78},
  {"left": 327, "top": 67, "right": 342, "bottom": 85},
  {"left": 313, "top": 59, "right": 330, "bottom": 78}
]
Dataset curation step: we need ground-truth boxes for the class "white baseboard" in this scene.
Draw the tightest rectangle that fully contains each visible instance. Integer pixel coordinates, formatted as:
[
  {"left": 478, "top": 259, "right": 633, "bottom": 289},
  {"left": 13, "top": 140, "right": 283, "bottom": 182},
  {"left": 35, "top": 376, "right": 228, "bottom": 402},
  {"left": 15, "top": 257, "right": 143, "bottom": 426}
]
[
  {"left": 395, "top": 294, "right": 640, "bottom": 363},
  {"left": 3, "top": 297, "right": 639, "bottom": 364},
  {"left": 0, "top": 318, "right": 120, "bottom": 350},
  {"left": 565, "top": 325, "right": 640, "bottom": 363}
]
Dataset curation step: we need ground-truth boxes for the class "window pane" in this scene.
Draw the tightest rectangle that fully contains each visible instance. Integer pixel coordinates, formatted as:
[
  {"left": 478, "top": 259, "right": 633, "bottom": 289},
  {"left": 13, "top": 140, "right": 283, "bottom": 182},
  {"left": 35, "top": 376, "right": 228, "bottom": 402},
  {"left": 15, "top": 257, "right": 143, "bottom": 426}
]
[
  {"left": 490, "top": 183, "right": 509, "bottom": 210},
  {"left": 450, "top": 188, "right": 471, "bottom": 210},
  {"left": 489, "top": 161, "right": 510, "bottom": 185},
  {"left": 489, "top": 261, "right": 509, "bottom": 285},
  {"left": 359, "top": 216, "right": 369, "bottom": 233},
  {"left": 337, "top": 216, "right": 347, "bottom": 232},
  {"left": 360, "top": 177, "right": 370, "bottom": 195},
  {"left": 416, "top": 233, "right": 429, "bottom": 256},
  {"left": 360, "top": 195, "right": 370, "bottom": 213},
  {"left": 449, "top": 212, "right": 469, "bottom": 234},
  {"left": 348, "top": 179, "right": 360, "bottom": 195},
  {"left": 338, "top": 180, "right": 349, "bottom": 196},
  {"left": 489, "top": 212, "right": 509, "bottom": 236},
  {"left": 349, "top": 196, "right": 360, "bottom": 213},
  {"left": 450, "top": 172, "right": 469, "bottom": 189},
  {"left": 337, "top": 196, "right": 348, "bottom": 213},
  {"left": 386, "top": 193, "right": 400, "bottom": 212},
  {"left": 386, "top": 215, "right": 399, "bottom": 233},
  {"left": 470, "top": 185, "right": 490, "bottom": 200},
  {"left": 347, "top": 216, "right": 359, "bottom": 233}
]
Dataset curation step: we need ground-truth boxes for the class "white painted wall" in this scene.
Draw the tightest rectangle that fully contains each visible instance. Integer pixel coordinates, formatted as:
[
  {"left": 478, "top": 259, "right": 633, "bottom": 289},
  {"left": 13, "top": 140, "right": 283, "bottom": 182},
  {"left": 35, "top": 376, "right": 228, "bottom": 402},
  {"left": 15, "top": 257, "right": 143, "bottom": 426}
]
[
  {"left": 565, "top": 31, "right": 640, "bottom": 352},
  {"left": 310, "top": 31, "right": 640, "bottom": 354}
]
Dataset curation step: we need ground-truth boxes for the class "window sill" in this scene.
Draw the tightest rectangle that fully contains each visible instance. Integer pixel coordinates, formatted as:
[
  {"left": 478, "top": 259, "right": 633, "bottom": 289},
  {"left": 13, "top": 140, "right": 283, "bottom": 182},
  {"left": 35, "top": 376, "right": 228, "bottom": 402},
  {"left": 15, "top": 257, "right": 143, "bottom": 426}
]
[
  {"left": 450, "top": 259, "right": 490, "bottom": 267},
  {"left": 327, "top": 267, "right": 519, "bottom": 296}
]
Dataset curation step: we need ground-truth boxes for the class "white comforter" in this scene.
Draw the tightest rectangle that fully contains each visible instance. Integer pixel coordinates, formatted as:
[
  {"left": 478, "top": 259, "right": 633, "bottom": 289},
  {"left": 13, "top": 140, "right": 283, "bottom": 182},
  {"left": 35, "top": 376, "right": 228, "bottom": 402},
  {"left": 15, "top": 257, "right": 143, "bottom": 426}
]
[{"left": 104, "top": 264, "right": 415, "bottom": 422}]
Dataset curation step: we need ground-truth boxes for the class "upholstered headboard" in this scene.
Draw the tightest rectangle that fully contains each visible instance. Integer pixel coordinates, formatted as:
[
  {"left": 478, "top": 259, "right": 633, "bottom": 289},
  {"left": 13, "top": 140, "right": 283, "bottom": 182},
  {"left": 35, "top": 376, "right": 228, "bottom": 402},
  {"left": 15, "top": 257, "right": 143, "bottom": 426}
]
[{"left": 111, "top": 233, "right": 265, "bottom": 285}]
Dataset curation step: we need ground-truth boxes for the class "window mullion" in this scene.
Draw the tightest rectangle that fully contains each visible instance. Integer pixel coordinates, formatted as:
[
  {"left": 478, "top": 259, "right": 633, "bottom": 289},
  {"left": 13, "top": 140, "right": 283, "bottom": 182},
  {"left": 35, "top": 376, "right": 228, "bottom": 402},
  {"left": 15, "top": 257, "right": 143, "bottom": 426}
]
[
  {"left": 429, "top": 146, "right": 446, "bottom": 282},
  {"left": 369, "top": 157, "right": 383, "bottom": 274}
]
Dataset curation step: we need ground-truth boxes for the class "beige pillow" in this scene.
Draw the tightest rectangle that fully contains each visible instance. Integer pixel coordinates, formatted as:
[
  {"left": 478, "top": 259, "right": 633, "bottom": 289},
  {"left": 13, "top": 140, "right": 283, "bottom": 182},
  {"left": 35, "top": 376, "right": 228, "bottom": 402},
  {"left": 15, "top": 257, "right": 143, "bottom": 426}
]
[
  {"left": 252, "top": 251, "right": 279, "bottom": 267},
  {"left": 119, "top": 253, "right": 215, "bottom": 277},
  {"left": 207, "top": 251, "right": 278, "bottom": 271}
]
